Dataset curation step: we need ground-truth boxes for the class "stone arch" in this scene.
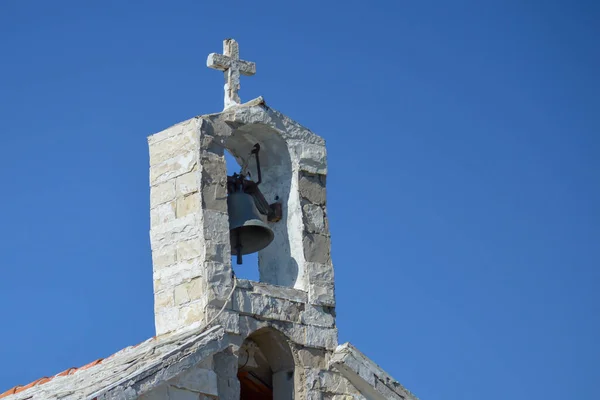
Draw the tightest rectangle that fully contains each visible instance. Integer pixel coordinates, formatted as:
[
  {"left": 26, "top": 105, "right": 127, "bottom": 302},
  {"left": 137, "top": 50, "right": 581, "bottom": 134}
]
[
  {"left": 237, "top": 327, "right": 296, "bottom": 400},
  {"left": 224, "top": 123, "right": 302, "bottom": 288}
]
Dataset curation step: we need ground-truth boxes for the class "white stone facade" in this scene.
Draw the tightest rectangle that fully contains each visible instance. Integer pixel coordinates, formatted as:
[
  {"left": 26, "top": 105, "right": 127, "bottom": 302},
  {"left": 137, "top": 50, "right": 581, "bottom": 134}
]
[{"left": 148, "top": 97, "right": 334, "bottom": 337}]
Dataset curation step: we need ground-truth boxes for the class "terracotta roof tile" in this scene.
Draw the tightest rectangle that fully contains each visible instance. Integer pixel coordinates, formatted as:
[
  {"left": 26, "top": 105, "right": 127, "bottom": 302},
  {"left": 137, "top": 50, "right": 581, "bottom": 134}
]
[{"left": 0, "top": 337, "right": 153, "bottom": 399}]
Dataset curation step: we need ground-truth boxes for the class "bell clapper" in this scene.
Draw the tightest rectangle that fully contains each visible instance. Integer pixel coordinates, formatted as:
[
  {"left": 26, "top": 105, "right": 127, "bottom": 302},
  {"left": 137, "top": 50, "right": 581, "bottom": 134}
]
[{"left": 236, "top": 229, "right": 243, "bottom": 265}]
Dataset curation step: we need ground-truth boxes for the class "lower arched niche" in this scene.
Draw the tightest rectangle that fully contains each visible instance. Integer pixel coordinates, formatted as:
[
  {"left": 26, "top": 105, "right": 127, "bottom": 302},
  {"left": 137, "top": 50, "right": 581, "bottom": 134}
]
[{"left": 237, "top": 327, "right": 295, "bottom": 400}]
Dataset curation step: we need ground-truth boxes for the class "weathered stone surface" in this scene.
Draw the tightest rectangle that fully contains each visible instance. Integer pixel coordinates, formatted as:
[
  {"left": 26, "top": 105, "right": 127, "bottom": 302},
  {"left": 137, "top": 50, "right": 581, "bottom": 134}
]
[
  {"left": 330, "top": 343, "right": 418, "bottom": 400},
  {"left": 150, "top": 151, "right": 198, "bottom": 186},
  {"left": 303, "top": 203, "right": 326, "bottom": 233},
  {"left": 155, "top": 290, "right": 174, "bottom": 309},
  {"left": 205, "top": 307, "right": 239, "bottom": 334},
  {"left": 203, "top": 261, "right": 233, "bottom": 307},
  {"left": 176, "top": 171, "right": 200, "bottom": 196},
  {"left": 233, "top": 289, "right": 303, "bottom": 323},
  {"left": 150, "top": 180, "right": 176, "bottom": 207},
  {"left": 239, "top": 279, "right": 309, "bottom": 303},
  {"left": 150, "top": 201, "right": 176, "bottom": 227},
  {"left": 202, "top": 182, "right": 228, "bottom": 212},
  {"left": 154, "top": 259, "right": 202, "bottom": 293},
  {"left": 214, "top": 349, "right": 240, "bottom": 400},
  {"left": 303, "top": 233, "right": 332, "bottom": 264},
  {"left": 309, "top": 282, "right": 336, "bottom": 307},
  {"left": 165, "top": 386, "right": 199, "bottom": 400},
  {"left": 169, "top": 367, "right": 218, "bottom": 396},
  {"left": 148, "top": 119, "right": 194, "bottom": 146},
  {"left": 176, "top": 238, "right": 204, "bottom": 261},
  {"left": 301, "top": 304, "right": 335, "bottom": 327},
  {"left": 306, "top": 262, "right": 335, "bottom": 285},
  {"left": 299, "top": 172, "right": 326, "bottom": 205},
  {"left": 238, "top": 316, "right": 307, "bottom": 344},
  {"left": 151, "top": 245, "right": 176, "bottom": 270},
  {"left": 149, "top": 128, "right": 198, "bottom": 166},
  {"left": 204, "top": 240, "right": 229, "bottom": 263},
  {"left": 178, "top": 301, "right": 203, "bottom": 325},
  {"left": 290, "top": 141, "right": 328, "bottom": 175},
  {"left": 150, "top": 214, "right": 201, "bottom": 251},
  {"left": 296, "top": 347, "right": 328, "bottom": 369},
  {"left": 305, "top": 326, "right": 338, "bottom": 350},
  {"left": 174, "top": 277, "right": 203, "bottom": 305},
  {"left": 202, "top": 210, "right": 230, "bottom": 244},
  {"left": 176, "top": 192, "right": 200, "bottom": 218}
]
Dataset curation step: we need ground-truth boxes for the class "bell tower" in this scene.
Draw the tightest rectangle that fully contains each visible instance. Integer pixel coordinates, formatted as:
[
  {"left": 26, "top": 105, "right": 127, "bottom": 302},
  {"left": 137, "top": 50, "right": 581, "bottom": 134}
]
[{"left": 148, "top": 39, "right": 335, "bottom": 352}]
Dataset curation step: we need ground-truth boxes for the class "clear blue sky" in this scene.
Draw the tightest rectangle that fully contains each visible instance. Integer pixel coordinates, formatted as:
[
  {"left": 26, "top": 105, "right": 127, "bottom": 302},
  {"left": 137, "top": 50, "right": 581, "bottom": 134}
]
[{"left": 0, "top": 1, "right": 598, "bottom": 399}]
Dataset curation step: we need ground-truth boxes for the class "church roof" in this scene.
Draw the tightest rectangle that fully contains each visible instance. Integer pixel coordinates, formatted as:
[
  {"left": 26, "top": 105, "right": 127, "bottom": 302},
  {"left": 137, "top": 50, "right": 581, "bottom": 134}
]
[
  {"left": 331, "top": 343, "right": 419, "bottom": 400},
  {"left": 0, "top": 325, "right": 229, "bottom": 400}
]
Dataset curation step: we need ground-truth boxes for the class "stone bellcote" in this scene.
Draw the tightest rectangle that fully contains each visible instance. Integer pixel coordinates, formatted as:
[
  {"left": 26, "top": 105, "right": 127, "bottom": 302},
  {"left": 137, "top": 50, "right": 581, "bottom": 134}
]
[{"left": 148, "top": 97, "right": 334, "bottom": 336}]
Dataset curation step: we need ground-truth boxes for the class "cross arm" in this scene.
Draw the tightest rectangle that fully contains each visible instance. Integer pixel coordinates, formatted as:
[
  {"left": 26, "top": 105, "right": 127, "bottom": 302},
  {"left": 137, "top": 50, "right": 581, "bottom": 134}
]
[
  {"left": 207, "top": 53, "right": 231, "bottom": 71},
  {"left": 238, "top": 60, "right": 256, "bottom": 76}
]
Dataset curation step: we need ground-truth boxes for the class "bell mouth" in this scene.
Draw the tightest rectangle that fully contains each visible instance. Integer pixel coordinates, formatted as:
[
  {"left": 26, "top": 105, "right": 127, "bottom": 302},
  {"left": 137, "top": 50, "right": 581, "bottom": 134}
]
[{"left": 230, "top": 223, "right": 275, "bottom": 255}]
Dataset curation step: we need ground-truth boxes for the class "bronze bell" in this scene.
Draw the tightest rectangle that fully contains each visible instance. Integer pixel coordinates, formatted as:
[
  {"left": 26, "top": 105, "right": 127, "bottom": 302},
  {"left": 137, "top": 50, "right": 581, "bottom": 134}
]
[{"left": 227, "top": 191, "right": 274, "bottom": 265}]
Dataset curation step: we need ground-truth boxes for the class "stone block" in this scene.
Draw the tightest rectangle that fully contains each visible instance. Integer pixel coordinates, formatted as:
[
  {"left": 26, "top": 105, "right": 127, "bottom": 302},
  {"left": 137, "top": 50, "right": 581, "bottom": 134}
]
[
  {"left": 149, "top": 128, "right": 198, "bottom": 166},
  {"left": 174, "top": 283, "right": 190, "bottom": 305},
  {"left": 290, "top": 141, "right": 327, "bottom": 175},
  {"left": 297, "top": 348, "right": 328, "bottom": 369},
  {"left": 201, "top": 156, "right": 227, "bottom": 184},
  {"left": 319, "top": 371, "right": 358, "bottom": 395},
  {"left": 150, "top": 201, "right": 176, "bottom": 227},
  {"left": 153, "top": 259, "right": 202, "bottom": 293},
  {"left": 150, "top": 180, "right": 176, "bottom": 207},
  {"left": 176, "top": 171, "right": 200, "bottom": 196},
  {"left": 201, "top": 182, "right": 227, "bottom": 212},
  {"left": 169, "top": 367, "right": 218, "bottom": 396},
  {"left": 303, "top": 203, "right": 326, "bottom": 234},
  {"left": 305, "top": 326, "right": 338, "bottom": 350},
  {"left": 166, "top": 386, "right": 199, "bottom": 400},
  {"left": 178, "top": 301, "right": 203, "bottom": 325},
  {"left": 202, "top": 210, "right": 230, "bottom": 243},
  {"left": 248, "top": 280, "right": 309, "bottom": 303},
  {"left": 174, "top": 277, "right": 203, "bottom": 305},
  {"left": 309, "top": 282, "right": 336, "bottom": 307},
  {"left": 148, "top": 119, "right": 193, "bottom": 146},
  {"left": 301, "top": 304, "right": 335, "bottom": 328},
  {"left": 232, "top": 290, "right": 303, "bottom": 323},
  {"left": 151, "top": 245, "right": 177, "bottom": 270},
  {"left": 155, "top": 290, "right": 174, "bottom": 309},
  {"left": 214, "top": 349, "right": 240, "bottom": 400},
  {"left": 150, "top": 151, "right": 197, "bottom": 186},
  {"left": 306, "top": 262, "right": 334, "bottom": 285},
  {"left": 150, "top": 214, "right": 201, "bottom": 251},
  {"left": 139, "top": 384, "right": 168, "bottom": 400},
  {"left": 177, "top": 192, "right": 201, "bottom": 218},
  {"left": 204, "top": 240, "right": 230, "bottom": 263},
  {"left": 299, "top": 172, "right": 326, "bottom": 205},
  {"left": 238, "top": 316, "right": 307, "bottom": 344},
  {"left": 204, "top": 261, "right": 233, "bottom": 306},
  {"left": 155, "top": 307, "right": 180, "bottom": 335},
  {"left": 205, "top": 307, "right": 239, "bottom": 334},
  {"left": 303, "top": 233, "right": 331, "bottom": 264},
  {"left": 176, "top": 238, "right": 204, "bottom": 261}
]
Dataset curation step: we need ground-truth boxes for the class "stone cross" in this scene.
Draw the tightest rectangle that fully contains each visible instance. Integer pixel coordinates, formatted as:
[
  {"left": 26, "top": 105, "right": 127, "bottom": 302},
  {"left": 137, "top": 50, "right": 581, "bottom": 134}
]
[{"left": 207, "top": 39, "right": 256, "bottom": 109}]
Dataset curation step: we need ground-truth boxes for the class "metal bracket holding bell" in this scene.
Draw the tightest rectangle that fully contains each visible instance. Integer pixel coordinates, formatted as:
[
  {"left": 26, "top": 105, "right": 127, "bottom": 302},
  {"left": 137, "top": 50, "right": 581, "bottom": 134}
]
[{"left": 226, "top": 144, "right": 282, "bottom": 265}]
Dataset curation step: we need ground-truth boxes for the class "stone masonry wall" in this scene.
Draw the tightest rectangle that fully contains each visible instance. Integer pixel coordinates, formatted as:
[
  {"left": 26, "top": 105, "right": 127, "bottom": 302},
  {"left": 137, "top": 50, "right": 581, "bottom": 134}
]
[
  {"left": 148, "top": 117, "right": 233, "bottom": 335},
  {"left": 148, "top": 100, "right": 335, "bottom": 336}
]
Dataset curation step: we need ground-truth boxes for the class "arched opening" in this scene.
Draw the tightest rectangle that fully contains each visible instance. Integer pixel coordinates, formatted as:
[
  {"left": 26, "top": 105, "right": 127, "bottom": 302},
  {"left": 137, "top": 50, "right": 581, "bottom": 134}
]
[
  {"left": 224, "top": 123, "right": 301, "bottom": 288},
  {"left": 237, "top": 328, "right": 295, "bottom": 400},
  {"left": 225, "top": 149, "right": 260, "bottom": 281}
]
